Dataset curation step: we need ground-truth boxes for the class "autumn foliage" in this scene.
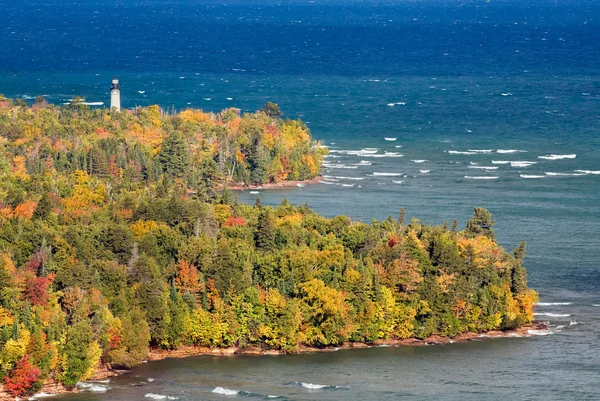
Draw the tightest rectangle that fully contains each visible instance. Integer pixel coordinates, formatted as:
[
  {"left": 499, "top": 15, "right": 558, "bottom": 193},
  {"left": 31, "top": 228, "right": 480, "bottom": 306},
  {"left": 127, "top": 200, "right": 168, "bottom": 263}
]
[{"left": 4, "top": 356, "right": 41, "bottom": 397}]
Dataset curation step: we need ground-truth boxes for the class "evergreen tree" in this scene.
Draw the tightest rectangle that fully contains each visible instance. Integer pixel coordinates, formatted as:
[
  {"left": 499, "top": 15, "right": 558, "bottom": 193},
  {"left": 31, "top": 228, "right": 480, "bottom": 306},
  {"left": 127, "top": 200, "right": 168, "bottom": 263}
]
[
  {"left": 158, "top": 130, "right": 189, "bottom": 179},
  {"left": 465, "top": 207, "right": 495, "bottom": 239}
]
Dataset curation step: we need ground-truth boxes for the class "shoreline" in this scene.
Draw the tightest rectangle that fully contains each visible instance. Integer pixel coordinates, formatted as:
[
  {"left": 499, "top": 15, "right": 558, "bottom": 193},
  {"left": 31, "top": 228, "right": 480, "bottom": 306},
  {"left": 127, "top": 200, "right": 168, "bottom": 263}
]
[
  {"left": 223, "top": 176, "right": 323, "bottom": 191},
  {"left": 2, "top": 321, "right": 547, "bottom": 400}
]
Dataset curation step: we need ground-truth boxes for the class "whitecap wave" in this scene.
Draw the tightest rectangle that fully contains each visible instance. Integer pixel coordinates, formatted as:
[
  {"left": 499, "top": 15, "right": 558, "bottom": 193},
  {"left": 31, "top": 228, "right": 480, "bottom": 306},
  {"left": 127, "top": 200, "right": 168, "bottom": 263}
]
[
  {"left": 212, "top": 387, "right": 239, "bottom": 396},
  {"left": 545, "top": 172, "right": 585, "bottom": 176},
  {"left": 373, "top": 172, "right": 402, "bottom": 176},
  {"left": 298, "top": 382, "right": 342, "bottom": 390},
  {"left": 145, "top": 394, "right": 178, "bottom": 400},
  {"left": 249, "top": 191, "right": 260, "bottom": 194},
  {"left": 497, "top": 149, "right": 527, "bottom": 154},
  {"left": 83, "top": 102, "right": 104, "bottom": 106},
  {"left": 362, "top": 154, "right": 404, "bottom": 158},
  {"left": 520, "top": 174, "right": 545, "bottom": 179},
  {"left": 569, "top": 321, "right": 578, "bottom": 326},
  {"left": 527, "top": 329, "right": 553, "bottom": 336},
  {"left": 384, "top": 137, "right": 397, "bottom": 141},
  {"left": 419, "top": 170, "right": 431, "bottom": 174},
  {"left": 464, "top": 176, "right": 498, "bottom": 180},
  {"left": 535, "top": 302, "right": 572, "bottom": 306},
  {"left": 340, "top": 183, "right": 355, "bottom": 187},
  {"left": 538, "top": 154, "right": 576, "bottom": 160},
  {"left": 575, "top": 170, "right": 600, "bottom": 175},
  {"left": 88, "top": 385, "right": 108, "bottom": 393},
  {"left": 412, "top": 159, "right": 427, "bottom": 163},
  {"left": 467, "top": 149, "right": 494, "bottom": 153},
  {"left": 392, "top": 180, "right": 404, "bottom": 184},
  {"left": 449, "top": 150, "right": 477, "bottom": 155},
  {"left": 492, "top": 160, "right": 511, "bottom": 165},
  {"left": 468, "top": 166, "right": 498, "bottom": 170},
  {"left": 534, "top": 313, "right": 571, "bottom": 317},
  {"left": 510, "top": 161, "right": 537, "bottom": 167},
  {"left": 335, "top": 176, "right": 364, "bottom": 180}
]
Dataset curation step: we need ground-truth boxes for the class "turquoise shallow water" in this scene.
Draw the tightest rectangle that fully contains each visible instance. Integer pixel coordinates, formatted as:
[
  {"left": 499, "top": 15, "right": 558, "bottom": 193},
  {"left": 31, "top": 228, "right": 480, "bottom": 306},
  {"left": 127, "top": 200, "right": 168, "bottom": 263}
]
[{"left": 2, "top": 0, "right": 600, "bottom": 399}]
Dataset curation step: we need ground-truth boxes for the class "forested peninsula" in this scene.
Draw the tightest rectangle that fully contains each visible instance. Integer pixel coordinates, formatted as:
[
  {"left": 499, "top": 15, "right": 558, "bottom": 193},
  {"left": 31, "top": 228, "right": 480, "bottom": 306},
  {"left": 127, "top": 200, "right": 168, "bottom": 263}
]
[{"left": 0, "top": 97, "right": 537, "bottom": 398}]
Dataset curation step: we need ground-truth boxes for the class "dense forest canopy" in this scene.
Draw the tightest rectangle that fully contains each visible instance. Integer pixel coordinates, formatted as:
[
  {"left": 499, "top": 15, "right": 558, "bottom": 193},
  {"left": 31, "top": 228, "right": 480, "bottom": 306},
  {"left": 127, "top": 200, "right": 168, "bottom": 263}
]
[{"left": 0, "top": 97, "right": 536, "bottom": 397}]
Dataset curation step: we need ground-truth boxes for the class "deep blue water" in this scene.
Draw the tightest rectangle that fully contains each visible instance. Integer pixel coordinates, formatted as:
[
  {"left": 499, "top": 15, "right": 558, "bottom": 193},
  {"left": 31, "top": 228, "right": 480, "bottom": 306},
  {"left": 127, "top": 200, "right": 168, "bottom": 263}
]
[{"left": 1, "top": 1, "right": 600, "bottom": 399}]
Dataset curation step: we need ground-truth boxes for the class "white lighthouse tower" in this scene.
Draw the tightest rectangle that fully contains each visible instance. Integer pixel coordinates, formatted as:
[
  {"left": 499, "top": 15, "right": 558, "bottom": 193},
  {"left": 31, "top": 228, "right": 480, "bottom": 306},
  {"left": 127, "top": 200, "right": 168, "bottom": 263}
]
[{"left": 110, "top": 77, "right": 121, "bottom": 111}]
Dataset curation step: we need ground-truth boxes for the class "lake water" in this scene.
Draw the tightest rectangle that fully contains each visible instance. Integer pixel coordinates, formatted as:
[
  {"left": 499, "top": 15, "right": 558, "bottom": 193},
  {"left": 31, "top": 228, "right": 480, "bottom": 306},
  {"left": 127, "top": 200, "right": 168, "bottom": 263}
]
[{"left": 1, "top": 0, "right": 599, "bottom": 399}]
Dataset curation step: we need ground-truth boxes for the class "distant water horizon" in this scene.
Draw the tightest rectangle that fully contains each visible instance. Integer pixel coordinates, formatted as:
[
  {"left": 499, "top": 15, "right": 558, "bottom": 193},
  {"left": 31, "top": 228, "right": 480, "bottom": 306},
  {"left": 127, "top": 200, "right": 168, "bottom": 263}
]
[{"left": 2, "top": 0, "right": 600, "bottom": 399}]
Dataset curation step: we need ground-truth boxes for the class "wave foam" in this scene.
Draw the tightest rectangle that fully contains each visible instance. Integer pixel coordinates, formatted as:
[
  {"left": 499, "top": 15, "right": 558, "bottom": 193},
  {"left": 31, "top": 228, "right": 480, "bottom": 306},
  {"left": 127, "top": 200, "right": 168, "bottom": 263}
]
[
  {"left": 467, "top": 149, "right": 494, "bottom": 153},
  {"left": 449, "top": 150, "right": 477, "bottom": 155},
  {"left": 297, "top": 382, "right": 342, "bottom": 390},
  {"left": 88, "top": 385, "right": 108, "bottom": 393},
  {"left": 392, "top": 180, "right": 404, "bottom": 184},
  {"left": 510, "top": 161, "right": 537, "bottom": 167},
  {"left": 373, "top": 172, "right": 402, "bottom": 176},
  {"left": 527, "top": 329, "right": 553, "bottom": 336},
  {"left": 468, "top": 166, "right": 498, "bottom": 170},
  {"left": 497, "top": 149, "right": 527, "bottom": 154},
  {"left": 464, "top": 176, "right": 498, "bottom": 180},
  {"left": 145, "top": 394, "right": 178, "bottom": 400},
  {"left": 419, "top": 170, "right": 431, "bottom": 174},
  {"left": 384, "top": 137, "right": 397, "bottom": 141},
  {"left": 492, "top": 160, "right": 511, "bottom": 165},
  {"left": 545, "top": 172, "right": 585, "bottom": 176},
  {"left": 575, "top": 170, "right": 600, "bottom": 175},
  {"left": 212, "top": 387, "right": 239, "bottom": 396},
  {"left": 520, "top": 174, "right": 545, "bottom": 179},
  {"left": 334, "top": 176, "right": 364, "bottom": 180},
  {"left": 538, "top": 154, "right": 576, "bottom": 160},
  {"left": 570, "top": 321, "right": 578, "bottom": 326},
  {"left": 535, "top": 302, "right": 572, "bottom": 306},
  {"left": 534, "top": 313, "right": 571, "bottom": 317},
  {"left": 412, "top": 159, "right": 427, "bottom": 163},
  {"left": 30, "top": 392, "right": 56, "bottom": 398}
]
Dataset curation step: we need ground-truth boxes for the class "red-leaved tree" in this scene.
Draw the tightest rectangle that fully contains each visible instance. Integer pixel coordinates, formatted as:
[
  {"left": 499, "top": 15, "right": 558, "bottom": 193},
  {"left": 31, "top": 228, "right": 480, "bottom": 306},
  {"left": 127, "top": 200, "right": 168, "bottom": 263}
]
[{"left": 4, "top": 355, "right": 41, "bottom": 397}]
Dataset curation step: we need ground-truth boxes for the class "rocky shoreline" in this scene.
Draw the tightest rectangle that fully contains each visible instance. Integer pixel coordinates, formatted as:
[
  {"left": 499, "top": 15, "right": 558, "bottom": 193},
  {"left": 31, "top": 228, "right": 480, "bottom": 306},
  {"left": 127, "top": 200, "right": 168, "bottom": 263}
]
[
  {"left": 1, "top": 321, "right": 548, "bottom": 400},
  {"left": 223, "top": 176, "right": 324, "bottom": 191}
]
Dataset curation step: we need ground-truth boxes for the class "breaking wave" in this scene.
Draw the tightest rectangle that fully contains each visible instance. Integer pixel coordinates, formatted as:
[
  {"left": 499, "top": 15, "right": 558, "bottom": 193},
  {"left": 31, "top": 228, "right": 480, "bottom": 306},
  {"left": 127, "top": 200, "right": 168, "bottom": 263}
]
[
  {"left": 538, "top": 154, "right": 576, "bottom": 160},
  {"left": 373, "top": 172, "right": 402, "bottom": 176},
  {"left": 497, "top": 149, "right": 527, "bottom": 153},
  {"left": 510, "top": 161, "right": 537, "bottom": 167},
  {"left": 212, "top": 387, "right": 239, "bottom": 396},
  {"left": 535, "top": 302, "right": 572, "bottom": 306},
  {"left": 534, "top": 313, "right": 571, "bottom": 317},
  {"left": 295, "top": 382, "right": 344, "bottom": 390},
  {"left": 468, "top": 166, "right": 498, "bottom": 170},
  {"left": 545, "top": 172, "right": 585, "bottom": 177},
  {"left": 145, "top": 394, "right": 178, "bottom": 400},
  {"left": 464, "top": 176, "right": 498, "bottom": 180},
  {"left": 520, "top": 174, "right": 545, "bottom": 179},
  {"left": 449, "top": 150, "right": 477, "bottom": 155},
  {"left": 528, "top": 329, "right": 553, "bottom": 336}
]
